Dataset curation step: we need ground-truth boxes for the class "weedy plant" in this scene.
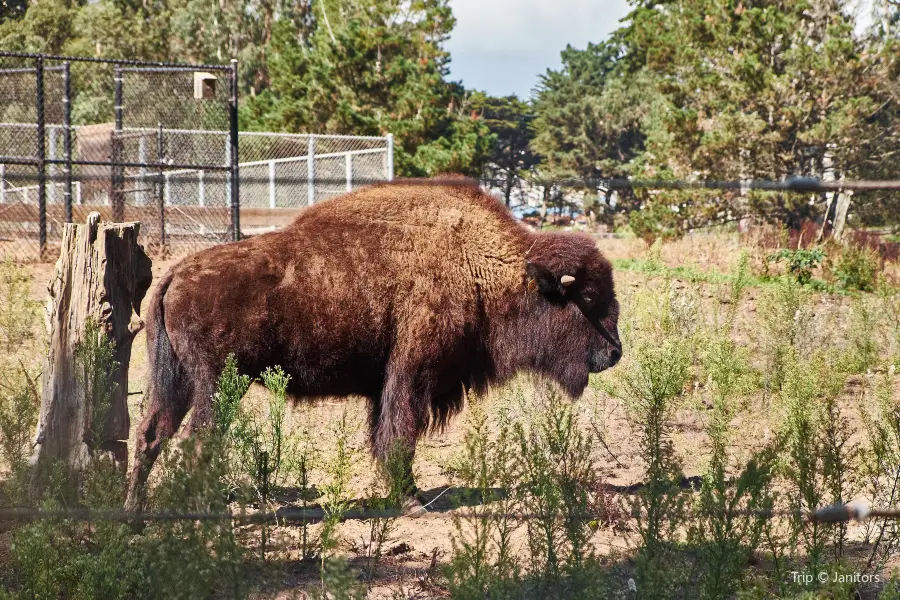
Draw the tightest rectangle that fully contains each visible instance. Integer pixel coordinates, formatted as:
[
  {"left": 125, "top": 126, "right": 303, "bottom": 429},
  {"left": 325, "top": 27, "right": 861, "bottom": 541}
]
[
  {"left": 877, "top": 280, "right": 900, "bottom": 364},
  {"left": 212, "top": 356, "right": 312, "bottom": 560},
  {"left": 859, "top": 369, "right": 900, "bottom": 576},
  {"left": 832, "top": 243, "right": 881, "bottom": 292},
  {"left": 354, "top": 439, "right": 412, "bottom": 584},
  {"left": 0, "top": 365, "right": 39, "bottom": 480},
  {"left": 238, "top": 366, "right": 291, "bottom": 558},
  {"left": 775, "top": 352, "right": 852, "bottom": 581},
  {"left": 319, "top": 410, "right": 360, "bottom": 592},
  {"left": 445, "top": 394, "right": 521, "bottom": 599},
  {"left": 284, "top": 423, "right": 319, "bottom": 563},
  {"left": 0, "top": 260, "right": 41, "bottom": 489},
  {"left": 4, "top": 325, "right": 247, "bottom": 600},
  {"left": 847, "top": 295, "right": 881, "bottom": 374},
  {"left": 74, "top": 319, "right": 118, "bottom": 450},
  {"left": 688, "top": 256, "right": 775, "bottom": 600},
  {"left": 0, "top": 259, "right": 40, "bottom": 356},
  {"left": 515, "top": 388, "right": 611, "bottom": 597},
  {"left": 757, "top": 275, "right": 811, "bottom": 394},
  {"left": 767, "top": 247, "right": 826, "bottom": 286},
  {"left": 604, "top": 327, "right": 691, "bottom": 599},
  {"left": 143, "top": 433, "right": 246, "bottom": 600}
]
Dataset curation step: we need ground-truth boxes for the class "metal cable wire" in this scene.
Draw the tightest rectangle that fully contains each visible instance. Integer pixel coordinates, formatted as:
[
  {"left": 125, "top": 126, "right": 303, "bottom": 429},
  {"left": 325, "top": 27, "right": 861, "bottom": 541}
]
[
  {"left": 1, "top": 172, "right": 899, "bottom": 192},
  {"left": 0, "top": 51, "right": 233, "bottom": 71},
  {"left": 0, "top": 501, "right": 891, "bottom": 525}
]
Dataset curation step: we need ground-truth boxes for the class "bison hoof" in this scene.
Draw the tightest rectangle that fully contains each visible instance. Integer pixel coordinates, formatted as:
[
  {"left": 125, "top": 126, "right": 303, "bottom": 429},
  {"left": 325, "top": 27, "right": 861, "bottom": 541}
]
[{"left": 401, "top": 496, "right": 427, "bottom": 518}]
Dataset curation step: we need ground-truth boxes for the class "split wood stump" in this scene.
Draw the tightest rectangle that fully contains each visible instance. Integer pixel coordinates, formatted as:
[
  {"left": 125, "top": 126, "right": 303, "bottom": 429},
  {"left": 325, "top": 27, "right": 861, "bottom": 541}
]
[{"left": 31, "top": 212, "right": 152, "bottom": 471}]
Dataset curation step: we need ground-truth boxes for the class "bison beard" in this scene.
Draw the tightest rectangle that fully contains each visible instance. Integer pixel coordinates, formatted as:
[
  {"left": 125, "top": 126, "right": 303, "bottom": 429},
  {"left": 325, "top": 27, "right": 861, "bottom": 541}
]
[{"left": 124, "top": 179, "right": 621, "bottom": 513}]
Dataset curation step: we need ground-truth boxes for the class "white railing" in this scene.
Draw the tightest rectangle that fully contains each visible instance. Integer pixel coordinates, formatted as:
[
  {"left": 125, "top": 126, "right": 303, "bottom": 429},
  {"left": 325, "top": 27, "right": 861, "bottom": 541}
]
[
  {"left": 0, "top": 176, "right": 82, "bottom": 206},
  {"left": 1, "top": 124, "right": 394, "bottom": 209},
  {"left": 122, "top": 140, "right": 393, "bottom": 209}
]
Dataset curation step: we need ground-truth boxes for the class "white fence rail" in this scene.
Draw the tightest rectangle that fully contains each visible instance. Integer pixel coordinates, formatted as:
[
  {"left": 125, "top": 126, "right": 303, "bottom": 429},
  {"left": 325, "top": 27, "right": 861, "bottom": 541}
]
[
  {"left": 0, "top": 124, "right": 394, "bottom": 210},
  {"left": 136, "top": 144, "right": 392, "bottom": 210},
  {"left": 0, "top": 174, "right": 82, "bottom": 206},
  {"left": 117, "top": 128, "right": 394, "bottom": 209}
]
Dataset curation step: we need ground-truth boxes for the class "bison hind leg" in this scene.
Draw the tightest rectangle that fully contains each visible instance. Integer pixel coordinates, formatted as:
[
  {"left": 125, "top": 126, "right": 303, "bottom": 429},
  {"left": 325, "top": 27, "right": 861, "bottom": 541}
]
[{"left": 370, "top": 368, "right": 429, "bottom": 501}]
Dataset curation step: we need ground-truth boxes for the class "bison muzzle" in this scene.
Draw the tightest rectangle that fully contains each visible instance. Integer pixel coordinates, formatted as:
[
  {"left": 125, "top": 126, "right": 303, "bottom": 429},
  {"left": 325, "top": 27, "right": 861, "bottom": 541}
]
[{"left": 124, "top": 179, "right": 622, "bottom": 513}]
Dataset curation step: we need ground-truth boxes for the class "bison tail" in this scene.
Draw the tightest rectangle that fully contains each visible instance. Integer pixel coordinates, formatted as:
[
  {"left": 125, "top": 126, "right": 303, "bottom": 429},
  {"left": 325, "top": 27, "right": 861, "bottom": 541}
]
[
  {"left": 147, "top": 271, "right": 186, "bottom": 409},
  {"left": 125, "top": 270, "right": 187, "bottom": 513}
]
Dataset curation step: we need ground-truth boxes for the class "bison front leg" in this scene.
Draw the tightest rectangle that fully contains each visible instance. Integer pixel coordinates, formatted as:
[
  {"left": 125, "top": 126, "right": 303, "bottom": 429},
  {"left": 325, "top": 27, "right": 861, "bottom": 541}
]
[{"left": 373, "top": 362, "right": 429, "bottom": 517}]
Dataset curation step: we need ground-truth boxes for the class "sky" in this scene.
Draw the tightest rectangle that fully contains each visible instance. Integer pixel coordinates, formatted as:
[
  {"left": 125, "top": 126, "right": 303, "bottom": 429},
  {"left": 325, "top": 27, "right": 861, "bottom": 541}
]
[
  {"left": 445, "top": 0, "right": 631, "bottom": 99},
  {"left": 445, "top": 0, "right": 876, "bottom": 100}
]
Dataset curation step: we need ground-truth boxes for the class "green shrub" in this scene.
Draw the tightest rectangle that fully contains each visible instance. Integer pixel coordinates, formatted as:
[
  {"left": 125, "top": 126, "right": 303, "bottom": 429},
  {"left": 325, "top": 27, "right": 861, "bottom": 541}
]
[
  {"left": 775, "top": 352, "right": 851, "bottom": 581},
  {"left": 847, "top": 295, "right": 882, "bottom": 374},
  {"left": 629, "top": 202, "right": 680, "bottom": 246},
  {"left": 212, "top": 353, "right": 252, "bottom": 440},
  {"left": 446, "top": 396, "right": 520, "bottom": 599},
  {"left": 832, "top": 243, "right": 880, "bottom": 292},
  {"left": 0, "top": 259, "right": 40, "bottom": 356},
  {"left": 0, "top": 260, "right": 41, "bottom": 480},
  {"left": 4, "top": 349, "right": 247, "bottom": 600},
  {"left": 757, "top": 276, "right": 811, "bottom": 393},
  {"left": 514, "top": 389, "right": 598, "bottom": 584},
  {"left": 859, "top": 369, "right": 900, "bottom": 577},
  {"left": 604, "top": 335, "right": 691, "bottom": 600},
  {"left": 74, "top": 319, "right": 118, "bottom": 449},
  {"left": 143, "top": 434, "right": 245, "bottom": 600},
  {"left": 0, "top": 365, "right": 39, "bottom": 475},
  {"left": 319, "top": 410, "right": 358, "bottom": 572},
  {"left": 767, "top": 248, "right": 825, "bottom": 285}
]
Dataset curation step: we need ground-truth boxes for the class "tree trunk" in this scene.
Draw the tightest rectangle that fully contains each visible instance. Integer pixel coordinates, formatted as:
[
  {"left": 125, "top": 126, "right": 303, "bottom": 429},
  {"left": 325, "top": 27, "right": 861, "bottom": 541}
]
[
  {"left": 817, "top": 192, "right": 835, "bottom": 243},
  {"left": 539, "top": 185, "right": 550, "bottom": 230},
  {"left": 817, "top": 152, "right": 836, "bottom": 243},
  {"left": 31, "top": 212, "right": 152, "bottom": 472},
  {"left": 832, "top": 191, "right": 853, "bottom": 242}
]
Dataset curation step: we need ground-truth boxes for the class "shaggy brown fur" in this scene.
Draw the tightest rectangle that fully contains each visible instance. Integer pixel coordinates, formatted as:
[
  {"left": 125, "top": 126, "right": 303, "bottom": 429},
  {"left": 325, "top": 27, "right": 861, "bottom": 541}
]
[{"left": 125, "top": 179, "right": 621, "bottom": 510}]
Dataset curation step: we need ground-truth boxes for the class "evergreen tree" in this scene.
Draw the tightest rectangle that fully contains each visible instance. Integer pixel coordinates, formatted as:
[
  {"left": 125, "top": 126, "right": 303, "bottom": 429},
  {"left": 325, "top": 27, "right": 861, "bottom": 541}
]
[
  {"left": 532, "top": 0, "right": 898, "bottom": 231},
  {"left": 470, "top": 93, "right": 540, "bottom": 206},
  {"left": 249, "top": 0, "right": 491, "bottom": 177}
]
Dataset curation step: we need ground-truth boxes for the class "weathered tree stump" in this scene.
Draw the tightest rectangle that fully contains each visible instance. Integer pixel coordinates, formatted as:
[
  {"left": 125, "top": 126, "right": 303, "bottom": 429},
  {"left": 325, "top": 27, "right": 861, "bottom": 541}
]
[{"left": 31, "top": 212, "right": 152, "bottom": 471}]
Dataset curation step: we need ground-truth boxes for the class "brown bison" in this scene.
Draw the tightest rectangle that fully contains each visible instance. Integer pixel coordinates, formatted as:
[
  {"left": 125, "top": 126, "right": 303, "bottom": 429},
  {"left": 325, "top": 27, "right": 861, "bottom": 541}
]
[{"left": 125, "top": 179, "right": 621, "bottom": 512}]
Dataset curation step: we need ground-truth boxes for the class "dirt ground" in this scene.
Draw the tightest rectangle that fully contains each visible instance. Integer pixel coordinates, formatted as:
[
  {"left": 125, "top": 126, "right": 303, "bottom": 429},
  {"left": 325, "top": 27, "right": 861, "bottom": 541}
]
[{"left": 18, "top": 231, "right": 900, "bottom": 598}]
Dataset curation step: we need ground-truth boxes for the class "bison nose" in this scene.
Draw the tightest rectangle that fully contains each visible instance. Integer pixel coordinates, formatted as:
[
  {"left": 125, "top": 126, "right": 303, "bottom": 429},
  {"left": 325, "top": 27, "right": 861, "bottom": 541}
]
[{"left": 609, "top": 347, "right": 622, "bottom": 367}]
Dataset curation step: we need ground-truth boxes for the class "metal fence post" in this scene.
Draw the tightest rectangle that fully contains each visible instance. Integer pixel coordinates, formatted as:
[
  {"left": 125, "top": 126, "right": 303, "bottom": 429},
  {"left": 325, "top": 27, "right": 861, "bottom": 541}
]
[
  {"left": 198, "top": 170, "right": 205, "bottom": 207},
  {"left": 269, "top": 160, "right": 276, "bottom": 209},
  {"left": 112, "top": 65, "right": 124, "bottom": 222},
  {"left": 36, "top": 55, "right": 47, "bottom": 260},
  {"left": 157, "top": 122, "right": 166, "bottom": 249},
  {"left": 345, "top": 152, "right": 353, "bottom": 192},
  {"left": 138, "top": 135, "right": 147, "bottom": 205},
  {"left": 386, "top": 133, "right": 394, "bottom": 182},
  {"left": 229, "top": 58, "right": 240, "bottom": 241},
  {"left": 225, "top": 135, "right": 231, "bottom": 209},
  {"left": 0, "top": 164, "right": 6, "bottom": 204},
  {"left": 48, "top": 126, "right": 57, "bottom": 205},
  {"left": 307, "top": 134, "right": 315, "bottom": 205},
  {"left": 63, "top": 61, "right": 73, "bottom": 223}
]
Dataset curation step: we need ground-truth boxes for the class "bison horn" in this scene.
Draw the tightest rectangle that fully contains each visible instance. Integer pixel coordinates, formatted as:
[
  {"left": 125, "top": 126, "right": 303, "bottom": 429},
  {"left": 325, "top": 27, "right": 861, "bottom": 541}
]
[{"left": 560, "top": 275, "right": 576, "bottom": 286}]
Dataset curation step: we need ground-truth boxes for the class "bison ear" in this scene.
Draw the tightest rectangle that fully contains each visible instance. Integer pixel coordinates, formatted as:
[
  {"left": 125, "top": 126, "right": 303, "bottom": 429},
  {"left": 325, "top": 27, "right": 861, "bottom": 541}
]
[{"left": 525, "top": 261, "right": 563, "bottom": 296}]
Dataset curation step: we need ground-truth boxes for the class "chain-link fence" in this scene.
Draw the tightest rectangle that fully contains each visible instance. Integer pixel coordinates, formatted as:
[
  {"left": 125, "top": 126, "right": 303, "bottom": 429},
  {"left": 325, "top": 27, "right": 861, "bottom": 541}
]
[
  {"left": 0, "top": 52, "right": 394, "bottom": 262},
  {"left": 158, "top": 131, "right": 393, "bottom": 236}
]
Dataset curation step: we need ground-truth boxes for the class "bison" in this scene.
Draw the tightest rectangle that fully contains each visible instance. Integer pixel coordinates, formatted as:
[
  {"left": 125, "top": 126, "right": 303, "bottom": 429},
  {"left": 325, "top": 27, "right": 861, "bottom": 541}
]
[{"left": 124, "top": 179, "right": 621, "bottom": 513}]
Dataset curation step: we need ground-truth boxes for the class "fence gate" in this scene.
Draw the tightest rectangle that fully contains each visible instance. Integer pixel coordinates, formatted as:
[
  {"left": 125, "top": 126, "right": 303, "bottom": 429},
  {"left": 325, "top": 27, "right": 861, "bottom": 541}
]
[{"left": 0, "top": 52, "right": 239, "bottom": 261}]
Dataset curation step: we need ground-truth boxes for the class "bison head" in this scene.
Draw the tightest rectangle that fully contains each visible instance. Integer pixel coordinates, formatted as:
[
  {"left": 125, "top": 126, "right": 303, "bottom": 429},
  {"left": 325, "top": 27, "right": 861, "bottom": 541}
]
[{"left": 513, "top": 233, "right": 621, "bottom": 396}]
